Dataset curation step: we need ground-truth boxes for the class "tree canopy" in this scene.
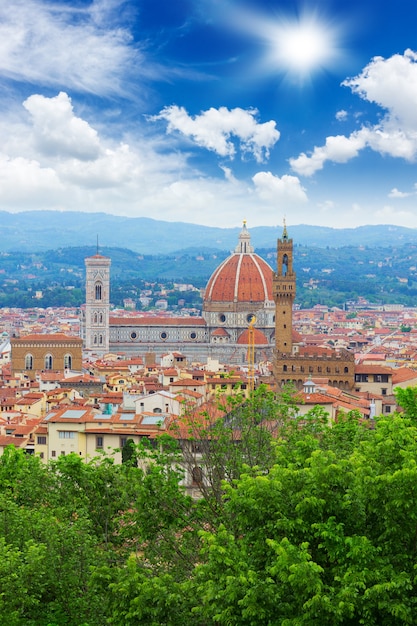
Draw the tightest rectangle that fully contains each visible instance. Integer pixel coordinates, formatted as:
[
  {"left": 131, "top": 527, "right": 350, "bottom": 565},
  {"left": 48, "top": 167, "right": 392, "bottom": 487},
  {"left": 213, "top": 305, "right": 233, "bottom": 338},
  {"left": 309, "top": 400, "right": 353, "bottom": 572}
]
[{"left": 1, "top": 389, "right": 417, "bottom": 624}]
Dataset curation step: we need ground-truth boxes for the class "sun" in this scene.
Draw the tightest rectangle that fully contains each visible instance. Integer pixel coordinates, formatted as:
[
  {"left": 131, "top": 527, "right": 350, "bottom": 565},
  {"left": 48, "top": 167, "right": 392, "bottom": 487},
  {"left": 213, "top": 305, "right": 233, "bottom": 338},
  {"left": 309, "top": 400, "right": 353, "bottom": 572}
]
[
  {"left": 276, "top": 21, "right": 334, "bottom": 73},
  {"left": 229, "top": 6, "right": 345, "bottom": 83},
  {"left": 267, "top": 12, "right": 342, "bottom": 80}
]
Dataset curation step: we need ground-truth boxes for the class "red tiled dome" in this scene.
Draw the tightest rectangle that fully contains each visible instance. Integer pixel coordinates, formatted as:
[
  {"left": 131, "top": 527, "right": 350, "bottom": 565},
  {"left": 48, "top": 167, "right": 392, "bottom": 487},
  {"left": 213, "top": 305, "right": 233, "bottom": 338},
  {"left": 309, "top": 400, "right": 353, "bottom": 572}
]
[{"left": 204, "top": 253, "right": 273, "bottom": 304}]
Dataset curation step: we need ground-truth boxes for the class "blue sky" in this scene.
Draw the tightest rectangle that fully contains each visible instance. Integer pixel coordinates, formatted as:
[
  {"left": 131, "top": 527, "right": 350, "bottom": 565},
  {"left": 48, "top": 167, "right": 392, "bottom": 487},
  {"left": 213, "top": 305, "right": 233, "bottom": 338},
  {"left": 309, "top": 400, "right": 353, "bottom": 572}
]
[{"left": 0, "top": 0, "right": 416, "bottom": 229}]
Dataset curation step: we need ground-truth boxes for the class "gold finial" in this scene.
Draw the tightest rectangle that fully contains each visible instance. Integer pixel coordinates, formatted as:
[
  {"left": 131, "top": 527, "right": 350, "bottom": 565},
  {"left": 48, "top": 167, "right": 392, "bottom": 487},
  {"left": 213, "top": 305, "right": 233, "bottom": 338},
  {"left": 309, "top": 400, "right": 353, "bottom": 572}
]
[{"left": 243, "top": 219, "right": 247, "bottom": 226}]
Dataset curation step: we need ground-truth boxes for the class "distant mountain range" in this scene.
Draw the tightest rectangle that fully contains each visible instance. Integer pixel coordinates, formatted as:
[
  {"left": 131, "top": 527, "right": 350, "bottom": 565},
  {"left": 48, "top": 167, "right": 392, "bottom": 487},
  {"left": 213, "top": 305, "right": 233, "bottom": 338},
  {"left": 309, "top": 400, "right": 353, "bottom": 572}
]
[{"left": 1, "top": 210, "right": 417, "bottom": 254}]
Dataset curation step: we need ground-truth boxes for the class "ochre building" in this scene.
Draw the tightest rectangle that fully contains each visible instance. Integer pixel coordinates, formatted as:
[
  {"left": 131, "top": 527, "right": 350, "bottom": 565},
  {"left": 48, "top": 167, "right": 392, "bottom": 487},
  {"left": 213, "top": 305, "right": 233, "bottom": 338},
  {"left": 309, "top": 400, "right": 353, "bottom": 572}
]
[{"left": 11, "top": 334, "right": 83, "bottom": 379}]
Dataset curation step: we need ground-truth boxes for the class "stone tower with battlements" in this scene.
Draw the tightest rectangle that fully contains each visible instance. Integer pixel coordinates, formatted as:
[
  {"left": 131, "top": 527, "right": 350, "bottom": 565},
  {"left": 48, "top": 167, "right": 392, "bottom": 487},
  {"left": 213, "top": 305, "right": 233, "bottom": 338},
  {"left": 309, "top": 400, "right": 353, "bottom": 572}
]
[{"left": 273, "top": 221, "right": 296, "bottom": 355}]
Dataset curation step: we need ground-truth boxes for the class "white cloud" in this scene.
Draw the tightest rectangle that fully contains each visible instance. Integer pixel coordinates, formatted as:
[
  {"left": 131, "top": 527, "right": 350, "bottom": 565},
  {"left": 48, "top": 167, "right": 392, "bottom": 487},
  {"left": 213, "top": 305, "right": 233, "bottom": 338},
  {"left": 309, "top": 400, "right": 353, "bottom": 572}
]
[
  {"left": 0, "top": 0, "right": 145, "bottom": 97},
  {"left": 290, "top": 50, "right": 417, "bottom": 176},
  {"left": 252, "top": 171, "right": 307, "bottom": 203},
  {"left": 0, "top": 155, "right": 63, "bottom": 207},
  {"left": 335, "top": 110, "right": 348, "bottom": 121},
  {"left": 343, "top": 49, "right": 417, "bottom": 129},
  {"left": 0, "top": 91, "right": 286, "bottom": 226},
  {"left": 388, "top": 188, "right": 412, "bottom": 199},
  {"left": 152, "top": 106, "right": 280, "bottom": 162},
  {"left": 23, "top": 92, "right": 101, "bottom": 160},
  {"left": 290, "top": 132, "right": 365, "bottom": 176}
]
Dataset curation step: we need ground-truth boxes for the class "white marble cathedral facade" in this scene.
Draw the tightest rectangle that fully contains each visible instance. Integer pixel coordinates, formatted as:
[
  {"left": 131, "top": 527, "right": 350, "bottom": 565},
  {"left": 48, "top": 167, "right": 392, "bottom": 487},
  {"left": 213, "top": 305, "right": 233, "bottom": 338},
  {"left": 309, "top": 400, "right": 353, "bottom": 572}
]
[{"left": 82, "top": 224, "right": 276, "bottom": 364}]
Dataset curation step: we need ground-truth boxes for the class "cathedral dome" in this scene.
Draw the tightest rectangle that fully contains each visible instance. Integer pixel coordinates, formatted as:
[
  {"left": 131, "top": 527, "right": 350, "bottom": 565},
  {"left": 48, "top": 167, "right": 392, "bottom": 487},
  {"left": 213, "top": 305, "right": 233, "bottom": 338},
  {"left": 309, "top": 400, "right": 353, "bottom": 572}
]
[{"left": 204, "top": 222, "right": 273, "bottom": 306}]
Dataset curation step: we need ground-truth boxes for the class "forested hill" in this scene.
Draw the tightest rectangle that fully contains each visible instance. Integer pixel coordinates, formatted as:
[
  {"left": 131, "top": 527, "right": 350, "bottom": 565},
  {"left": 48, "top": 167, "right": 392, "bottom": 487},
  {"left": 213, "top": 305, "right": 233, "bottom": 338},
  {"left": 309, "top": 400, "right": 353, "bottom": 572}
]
[
  {"left": 1, "top": 210, "right": 417, "bottom": 254},
  {"left": 3, "top": 241, "right": 417, "bottom": 309}
]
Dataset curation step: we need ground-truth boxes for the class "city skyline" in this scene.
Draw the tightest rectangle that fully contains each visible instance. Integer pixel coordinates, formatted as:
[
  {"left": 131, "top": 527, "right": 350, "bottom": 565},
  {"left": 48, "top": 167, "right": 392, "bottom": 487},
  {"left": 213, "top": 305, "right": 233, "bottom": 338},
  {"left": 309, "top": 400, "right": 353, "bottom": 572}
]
[{"left": 0, "top": 0, "right": 416, "bottom": 229}]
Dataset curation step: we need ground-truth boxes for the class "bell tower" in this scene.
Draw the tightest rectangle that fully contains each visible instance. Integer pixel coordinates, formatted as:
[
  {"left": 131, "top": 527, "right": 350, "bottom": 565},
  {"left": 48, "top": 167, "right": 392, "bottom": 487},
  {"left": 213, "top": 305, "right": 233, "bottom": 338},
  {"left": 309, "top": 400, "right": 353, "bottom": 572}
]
[
  {"left": 273, "top": 221, "right": 296, "bottom": 354},
  {"left": 84, "top": 253, "right": 111, "bottom": 353}
]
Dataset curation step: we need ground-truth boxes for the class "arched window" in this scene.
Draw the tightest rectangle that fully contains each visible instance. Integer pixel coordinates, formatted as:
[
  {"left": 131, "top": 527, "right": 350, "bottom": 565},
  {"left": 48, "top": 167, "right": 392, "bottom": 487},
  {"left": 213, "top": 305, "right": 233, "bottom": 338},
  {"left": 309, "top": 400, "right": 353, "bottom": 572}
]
[
  {"left": 93, "top": 335, "right": 98, "bottom": 344},
  {"left": 153, "top": 407, "right": 162, "bottom": 413},
  {"left": 44, "top": 354, "right": 53, "bottom": 370},
  {"left": 64, "top": 354, "right": 72, "bottom": 370},
  {"left": 94, "top": 312, "right": 98, "bottom": 324},
  {"left": 99, "top": 313, "right": 103, "bottom": 324},
  {"left": 282, "top": 254, "right": 288, "bottom": 276},
  {"left": 25, "top": 354, "right": 33, "bottom": 370},
  {"left": 99, "top": 334, "right": 103, "bottom": 345},
  {"left": 95, "top": 283, "right": 102, "bottom": 300}
]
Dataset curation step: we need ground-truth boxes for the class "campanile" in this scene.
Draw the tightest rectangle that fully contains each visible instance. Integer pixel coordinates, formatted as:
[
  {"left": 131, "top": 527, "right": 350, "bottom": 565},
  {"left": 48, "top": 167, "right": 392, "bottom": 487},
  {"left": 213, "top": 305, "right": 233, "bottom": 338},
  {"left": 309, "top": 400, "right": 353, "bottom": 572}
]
[
  {"left": 84, "top": 254, "right": 111, "bottom": 353},
  {"left": 273, "top": 222, "right": 296, "bottom": 354}
]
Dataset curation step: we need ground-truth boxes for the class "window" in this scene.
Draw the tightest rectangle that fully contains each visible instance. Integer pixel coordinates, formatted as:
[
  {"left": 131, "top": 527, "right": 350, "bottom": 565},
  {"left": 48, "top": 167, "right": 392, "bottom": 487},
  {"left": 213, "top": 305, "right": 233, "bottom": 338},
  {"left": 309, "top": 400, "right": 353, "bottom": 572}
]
[
  {"left": 95, "top": 283, "right": 102, "bottom": 300},
  {"left": 120, "top": 437, "right": 127, "bottom": 448},
  {"left": 374, "top": 374, "right": 389, "bottom": 383},
  {"left": 192, "top": 466, "right": 203, "bottom": 485},
  {"left": 44, "top": 354, "right": 53, "bottom": 370},
  {"left": 25, "top": 354, "right": 33, "bottom": 370},
  {"left": 190, "top": 332, "right": 196, "bottom": 339},
  {"left": 384, "top": 405, "right": 391, "bottom": 414},
  {"left": 37, "top": 436, "right": 46, "bottom": 445},
  {"left": 60, "top": 451, "right": 66, "bottom": 456},
  {"left": 59, "top": 431, "right": 75, "bottom": 439},
  {"left": 64, "top": 354, "right": 72, "bottom": 370},
  {"left": 153, "top": 407, "right": 162, "bottom": 413},
  {"left": 96, "top": 436, "right": 103, "bottom": 449},
  {"left": 160, "top": 332, "right": 167, "bottom": 339},
  {"left": 381, "top": 388, "right": 387, "bottom": 396},
  {"left": 51, "top": 450, "right": 56, "bottom": 457},
  {"left": 355, "top": 374, "right": 368, "bottom": 383},
  {"left": 39, "top": 452, "right": 44, "bottom": 460}
]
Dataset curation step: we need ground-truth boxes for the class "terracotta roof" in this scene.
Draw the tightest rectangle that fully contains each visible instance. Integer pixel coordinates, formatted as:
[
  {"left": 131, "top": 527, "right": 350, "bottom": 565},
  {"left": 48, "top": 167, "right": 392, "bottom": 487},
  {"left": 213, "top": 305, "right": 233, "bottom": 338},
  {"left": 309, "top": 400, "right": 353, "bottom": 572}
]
[
  {"left": 392, "top": 367, "right": 417, "bottom": 384},
  {"left": 0, "top": 435, "right": 27, "bottom": 448},
  {"left": 237, "top": 328, "right": 269, "bottom": 345},
  {"left": 355, "top": 365, "right": 393, "bottom": 374},
  {"left": 170, "top": 379, "right": 206, "bottom": 387},
  {"left": 299, "top": 392, "right": 335, "bottom": 404},
  {"left": 11, "top": 334, "right": 82, "bottom": 343},
  {"left": 204, "top": 253, "right": 273, "bottom": 303},
  {"left": 211, "top": 327, "right": 230, "bottom": 337}
]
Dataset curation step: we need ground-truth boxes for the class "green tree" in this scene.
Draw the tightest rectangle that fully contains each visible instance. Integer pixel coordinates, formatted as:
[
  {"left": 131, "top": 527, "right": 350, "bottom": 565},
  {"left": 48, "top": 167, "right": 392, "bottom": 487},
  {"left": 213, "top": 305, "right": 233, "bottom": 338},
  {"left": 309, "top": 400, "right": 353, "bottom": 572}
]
[{"left": 122, "top": 438, "right": 138, "bottom": 466}]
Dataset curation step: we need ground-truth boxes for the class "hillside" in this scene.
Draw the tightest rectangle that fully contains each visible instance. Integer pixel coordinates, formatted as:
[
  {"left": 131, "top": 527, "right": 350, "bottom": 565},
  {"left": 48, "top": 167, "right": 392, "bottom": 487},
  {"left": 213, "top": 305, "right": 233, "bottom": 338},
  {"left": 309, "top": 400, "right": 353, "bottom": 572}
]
[
  {"left": 3, "top": 241, "right": 417, "bottom": 309},
  {"left": 1, "top": 210, "right": 417, "bottom": 254}
]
